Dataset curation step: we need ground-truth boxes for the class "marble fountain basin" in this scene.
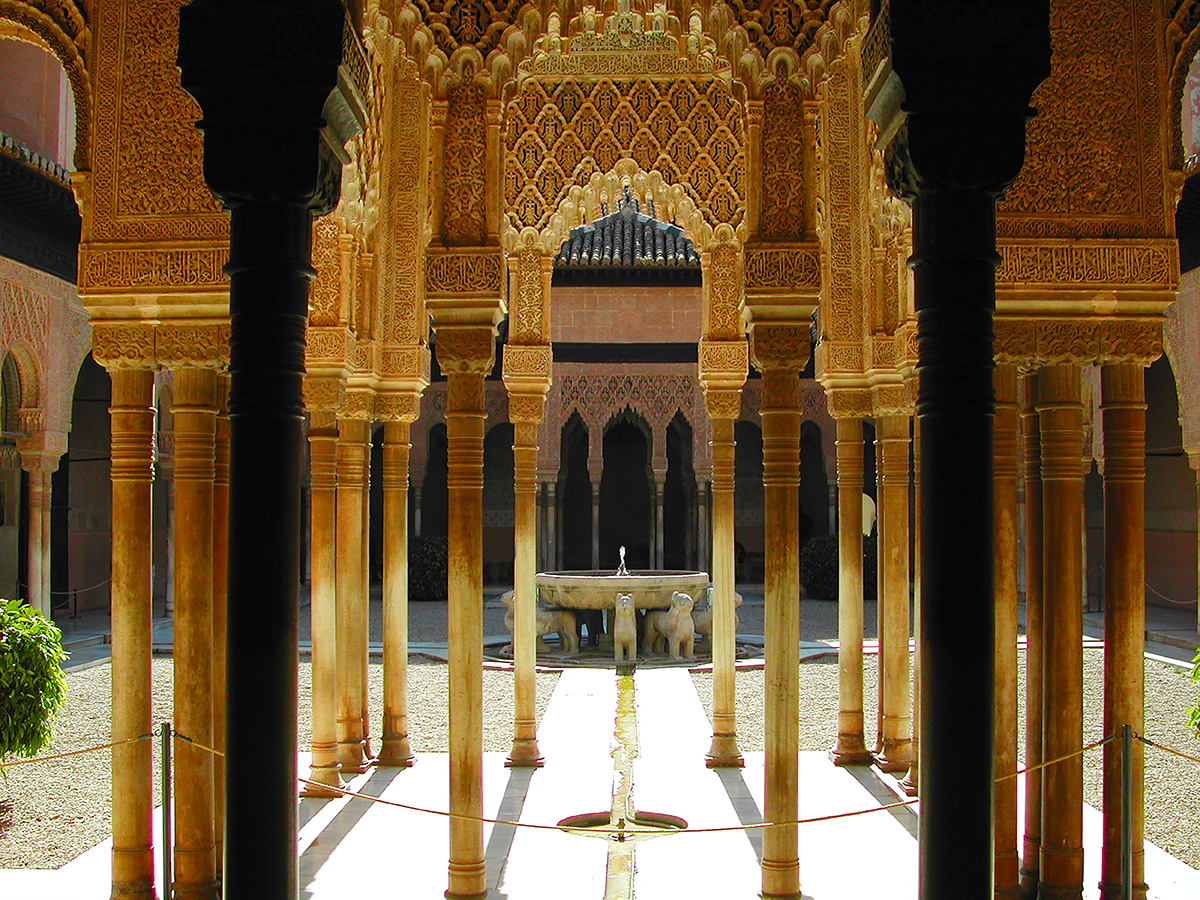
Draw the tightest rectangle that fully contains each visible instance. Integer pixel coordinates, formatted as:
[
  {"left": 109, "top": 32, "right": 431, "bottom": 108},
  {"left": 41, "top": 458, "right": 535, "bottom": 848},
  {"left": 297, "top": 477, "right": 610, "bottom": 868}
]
[{"left": 535, "top": 570, "right": 710, "bottom": 609}]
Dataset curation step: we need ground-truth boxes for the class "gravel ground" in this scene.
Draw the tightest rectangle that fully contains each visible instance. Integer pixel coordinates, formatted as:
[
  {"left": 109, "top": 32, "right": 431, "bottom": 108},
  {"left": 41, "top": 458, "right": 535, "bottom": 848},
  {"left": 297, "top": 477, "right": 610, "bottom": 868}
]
[
  {"left": 692, "top": 647, "right": 1200, "bottom": 870},
  {"left": 0, "top": 657, "right": 557, "bottom": 870}
]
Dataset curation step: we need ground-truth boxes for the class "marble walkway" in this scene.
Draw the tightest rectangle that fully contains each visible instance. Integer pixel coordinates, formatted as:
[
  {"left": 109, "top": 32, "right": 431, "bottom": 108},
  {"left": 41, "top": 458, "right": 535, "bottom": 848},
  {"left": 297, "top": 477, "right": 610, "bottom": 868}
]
[{"left": 8, "top": 665, "right": 1200, "bottom": 900}]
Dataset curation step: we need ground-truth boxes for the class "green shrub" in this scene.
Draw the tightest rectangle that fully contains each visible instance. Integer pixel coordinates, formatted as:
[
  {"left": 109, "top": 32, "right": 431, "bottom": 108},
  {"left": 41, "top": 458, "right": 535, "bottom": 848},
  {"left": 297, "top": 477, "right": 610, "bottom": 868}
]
[
  {"left": 409, "top": 534, "right": 449, "bottom": 602},
  {"left": 800, "top": 534, "right": 879, "bottom": 603},
  {"left": 0, "top": 598, "right": 68, "bottom": 761},
  {"left": 1189, "top": 649, "right": 1200, "bottom": 739}
]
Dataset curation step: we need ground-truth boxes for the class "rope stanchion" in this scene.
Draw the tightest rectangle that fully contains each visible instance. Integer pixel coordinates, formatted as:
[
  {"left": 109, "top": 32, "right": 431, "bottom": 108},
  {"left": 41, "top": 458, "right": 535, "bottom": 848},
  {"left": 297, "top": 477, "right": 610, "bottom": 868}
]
[{"left": 0, "top": 732, "right": 153, "bottom": 770}]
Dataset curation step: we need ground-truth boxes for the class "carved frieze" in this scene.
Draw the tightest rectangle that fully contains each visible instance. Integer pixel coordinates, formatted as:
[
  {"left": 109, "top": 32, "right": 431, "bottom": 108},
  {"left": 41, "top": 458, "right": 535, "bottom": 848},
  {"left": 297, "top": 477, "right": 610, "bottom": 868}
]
[
  {"left": 425, "top": 249, "right": 504, "bottom": 297},
  {"left": 155, "top": 322, "right": 229, "bottom": 367},
  {"left": 305, "top": 327, "right": 354, "bottom": 364},
  {"left": 994, "top": 318, "right": 1164, "bottom": 366},
  {"left": 442, "top": 79, "right": 488, "bottom": 245},
  {"left": 698, "top": 339, "right": 749, "bottom": 383},
  {"left": 705, "top": 244, "right": 744, "bottom": 341},
  {"left": 744, "top": 245, "right": 822, "bottom": 292},
  {"left": 502, "top": 343, "right": 552, "bottom": 382},
  {"left": 995, "top": 241, "right": 1177, "bottom": 289},
  {"left": 302, "top": 376, "right": 344, "bottom": 412},
  {"left": 77, "top": 245, "right": 229, "bottom": 293}
]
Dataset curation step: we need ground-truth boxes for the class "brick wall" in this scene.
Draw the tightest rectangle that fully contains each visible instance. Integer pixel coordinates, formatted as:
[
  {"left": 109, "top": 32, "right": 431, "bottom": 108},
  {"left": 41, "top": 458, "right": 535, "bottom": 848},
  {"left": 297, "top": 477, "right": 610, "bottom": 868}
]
[{"left": 550, "top": 284, "right": 703, "bottom": 344}]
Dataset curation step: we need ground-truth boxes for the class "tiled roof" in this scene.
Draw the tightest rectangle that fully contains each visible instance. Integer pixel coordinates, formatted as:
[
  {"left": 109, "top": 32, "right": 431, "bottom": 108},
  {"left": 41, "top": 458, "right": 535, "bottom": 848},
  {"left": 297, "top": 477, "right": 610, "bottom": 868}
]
[{"left": 554, "top": 186, "right": 700, "bottom": 269}]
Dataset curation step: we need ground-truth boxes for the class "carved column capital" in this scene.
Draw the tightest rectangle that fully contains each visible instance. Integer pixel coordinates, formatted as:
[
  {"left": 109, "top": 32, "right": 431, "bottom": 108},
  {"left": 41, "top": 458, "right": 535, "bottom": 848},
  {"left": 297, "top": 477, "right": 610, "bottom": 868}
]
[
  {"left": 375, "top": 391, "right": 423, "bottom": 424},
  {"left": 434, "top": 325, "right": 496, "bottom": 376},
  {"left": 748, "top": 323, "right": 811, "bottom": 373},
  {"left": 703, "top": 389, "right": 743, "bottom": 422}
]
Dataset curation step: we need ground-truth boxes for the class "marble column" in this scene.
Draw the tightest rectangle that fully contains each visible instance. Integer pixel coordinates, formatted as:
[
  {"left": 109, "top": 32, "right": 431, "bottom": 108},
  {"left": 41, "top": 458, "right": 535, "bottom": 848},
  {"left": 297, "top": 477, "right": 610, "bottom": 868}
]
[
  {"left": 178, "top": 6, "right": 346, "bottom": 892},
  {"left": 304, "top": 411, "right": 344, "bottom": 793},
  {"left": 546, "top": 480, "right": 558, "bottom": 571},
  {"left": 359, "top": 420, "right": 372, "bottom": 760},
  {"left": 1099, "top": 363, "right": 1148, "bottom": 900},
  {"left": 212, "top": 377, "right": 229, "bottom": 874},
  {"left": 171, "top": 367, "right": 219, "bottom": 900},
  {"left": 590, "top": 477, "right": 601, "bottom": 569},
  {"left": 107, "top": 367, "right": 157, "bottom": 900},
  {"left": 413, "top": 485, "right": 423, "bottom": 537},
  {"left": 380, "top": 417, "right": 417, "bottom": 768},
  {"left": 705, "top": 400, "right": 743, "bottom": 767},
  {"left": 750, "top": 324, "right": 807, "bottom": 900},
  {"left": 653, "top": 468, "right": 666, "bottom": 568},
  {"left": 901, "top": 415, "right": 923, "bottom": 795},
  {"left": 1037, "top": 363, "right": 1086, "bottom": 900},
  {"left": 1021, "top": 373, "right": 1045, "bottom": 898},
  {"left": 831, "top": 416, "right": 872, "bottom": 766},
  {"left": 875, "top": 414, "right": 913, "bottom": 773},
  {"left": 438, "top": 326, "right": 495, "bottom": 900},
  {"left": 336, "top": 418, "right": 371, "bottom": 773},
  {"left": 21, "top": 457, "right": 55, "bottom": 616},
  {"left": 994, "top": 364, "right": 1021, "bottom": 900},
  {"left": 508, "top": 394, "right": 547, "bottom": 767}
]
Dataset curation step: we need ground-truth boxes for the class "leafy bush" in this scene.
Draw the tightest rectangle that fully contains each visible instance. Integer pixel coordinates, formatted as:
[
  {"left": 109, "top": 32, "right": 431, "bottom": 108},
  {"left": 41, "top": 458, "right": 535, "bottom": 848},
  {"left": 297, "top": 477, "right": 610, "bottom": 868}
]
[
  {"left": 0, "top": 598, "right": 68, "bottom": 760},
  {"left": 800, "top": 535, "right": 878, "bottom": 603},
  {"left": 1189, "top": 649, "right": 1200, "bottom": 739},
  {"left": 409, "top": 534, "right": 449, "bottom": 602}
]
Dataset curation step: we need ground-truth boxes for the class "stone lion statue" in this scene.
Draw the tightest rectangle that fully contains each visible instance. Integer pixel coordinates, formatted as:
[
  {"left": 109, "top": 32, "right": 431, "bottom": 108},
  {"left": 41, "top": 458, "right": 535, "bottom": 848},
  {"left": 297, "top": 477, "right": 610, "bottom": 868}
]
[
  {"left": 499, "top": 590, "right": 579, "bottom": 654},
  {"left": 643, "top": 591, "right": 696, "bottom": 659},
  {"left": 613, "top": 592, "right": 638, "bottom": 662}
]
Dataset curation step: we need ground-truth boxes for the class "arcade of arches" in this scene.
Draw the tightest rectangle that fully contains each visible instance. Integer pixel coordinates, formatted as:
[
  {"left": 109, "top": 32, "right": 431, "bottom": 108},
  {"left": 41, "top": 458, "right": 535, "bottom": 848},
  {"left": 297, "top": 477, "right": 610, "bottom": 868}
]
[{"left": 2, "top": 1, "right": 1200, "bottom": 900}]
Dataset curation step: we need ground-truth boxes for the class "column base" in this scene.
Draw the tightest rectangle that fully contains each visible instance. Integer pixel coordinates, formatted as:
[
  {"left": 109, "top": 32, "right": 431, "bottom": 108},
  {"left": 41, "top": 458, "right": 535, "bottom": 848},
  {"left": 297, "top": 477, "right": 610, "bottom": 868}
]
[
  {"left": 377, "top": 736, "right": 417, "bottom": 768},
  {"left": 506, "top": 737, "right": 545, "bottom": 768},
  {"left": 897, "top": 764, "right": 918, "bottom": 796},
  {"left": 301, "top": 761, "right": 346, "bottom": 797},
  {"left": 1099, "top": 879, "right": 1148, "bottom": 900},
  {"left": 873, "top": 739, "right": 913, "bottom": 773},
  {"left": 446, "top": 860, "right": 488, "bottom": 900},
  {"left": 760, "top": 858, "right": 800, "bottom": 900},
  {"left": 1037, "top": 880, "right": 1083, "bottom": 900},
  {"left": 172, "top": 880, "right": 219, "bottom": 900},
  {"left": 828, "top": 736, "right": 874, "bottom": 767},
  {"left": 110, "top": 880, "right": 157, "bottom": 900},
  {"left": 760, "top": 890, "right": 803, "bottom": 900},
  {"left": 337, "top": 740, "right": 369, "bottom": 774},
  {"left": 706, "top": 732, "right": 745, "bottom": 768}
]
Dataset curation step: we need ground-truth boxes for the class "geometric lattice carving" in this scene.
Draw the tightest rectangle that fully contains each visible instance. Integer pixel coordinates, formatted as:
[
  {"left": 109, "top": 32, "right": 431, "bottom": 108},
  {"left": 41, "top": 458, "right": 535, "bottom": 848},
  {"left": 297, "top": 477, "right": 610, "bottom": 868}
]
[
  {"left": 443, "top": 78, "right": 488, "bottom": 245},
  {"left": 504, "top": 77, "right": 746, "bottom": 234}
]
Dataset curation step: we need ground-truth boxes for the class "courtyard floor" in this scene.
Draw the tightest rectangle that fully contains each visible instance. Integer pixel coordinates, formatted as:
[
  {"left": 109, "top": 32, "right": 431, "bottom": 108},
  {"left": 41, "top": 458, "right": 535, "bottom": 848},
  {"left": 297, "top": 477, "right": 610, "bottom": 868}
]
[{"left": 2, "top": 593, "right": 1200, "bottom": 899}]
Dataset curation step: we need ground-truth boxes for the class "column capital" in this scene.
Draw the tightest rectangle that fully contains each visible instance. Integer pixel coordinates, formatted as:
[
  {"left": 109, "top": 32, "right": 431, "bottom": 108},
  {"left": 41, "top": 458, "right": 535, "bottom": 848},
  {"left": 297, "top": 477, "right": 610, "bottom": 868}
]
[
  {"left": 508, "top": 393, "right": 546, "bottom": 426},
  {"left": 16, "top": 434, "right": 67, "bottom": 471},
  {"left": 502, "top": 343, "right": 552, "bottom": 393},
  {"left": 375, "top": 390, "right": 422, "bottom": 424},
  {"left": 698, "top": 339, "right": 749, "bottom": 393},
  {"left": 748, "top": 323, "right": 811, "bottom": 373},
  {"left": 434, "top": 325, "right": 497, "bottom": 376},
  {"left": 341, "top": 388, "right": 376, "bottom": 421},
  {"left": 703, "top": 388, "right": 743, "bottom": 421}
]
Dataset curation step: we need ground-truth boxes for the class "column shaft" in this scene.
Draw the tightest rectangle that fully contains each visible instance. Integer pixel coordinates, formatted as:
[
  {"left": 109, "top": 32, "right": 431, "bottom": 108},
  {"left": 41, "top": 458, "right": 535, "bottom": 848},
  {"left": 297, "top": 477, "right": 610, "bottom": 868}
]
[
  {"left": 913, "top": 189, "right": 997, "bottom": 900},
  {"left": 994, "top": 364, "right": 1021, "bottom": 900},
  {"left": 508, "top": 416, "right": 544, "bottom": 767},
  {"left": 590, "top": 479, "right": 600, "bottom": 569},
  {"left": 1099, "top": 363, "right": 1147, "bottom": 900},
  {"left": 707, "top": 413, "right": 743, "bottom": 767},
  {"left": 212, "top": 380, "right": 229, "bottom": 874},
  {"left": 654, "top": 473, "right": 666, "bottom": 568},
  {"left": 876, "top": 415, "right": 913, "bottom": 773},
  {"left": 336, "top": 419, "right": 370, "bottom": 772},
  {"left": 760, "top": 367, "right": 802, "bottom": 900},
  {"left": 832, "top": 417, "right": 871, "bottom": 765},
  {"left": 1037, "top": 363, "right": 1085, "bottom": 900},
  {"left": 109, "top": 367, "right": 157, "bottom": 900},
  {"left": 446, "top": 370, "right": 487, "bottom": 900},
  {"left": 1021, "top": 374, "right": 1045, "bottom": 897},
  {"left": 380, "top": 420, "right": 417, "bottom": 767},
  {"left": 304, "top": 416, "right": 344, "bottom": 792},
  {"left": 901, "top": 415, "right": 923, "bottom": 795},
  {"left": 171, "top": 368, "right": 219, "bottom": 900},
  {"left": 26, "top": 468, "right": 51, "bottom": 615}
]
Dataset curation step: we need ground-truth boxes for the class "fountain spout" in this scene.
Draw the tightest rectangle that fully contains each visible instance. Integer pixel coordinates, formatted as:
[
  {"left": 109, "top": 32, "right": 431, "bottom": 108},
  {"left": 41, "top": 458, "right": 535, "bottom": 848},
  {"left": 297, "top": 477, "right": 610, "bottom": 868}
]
[{"left": 616, "top": 545, "right": 630, "bottom": 577}]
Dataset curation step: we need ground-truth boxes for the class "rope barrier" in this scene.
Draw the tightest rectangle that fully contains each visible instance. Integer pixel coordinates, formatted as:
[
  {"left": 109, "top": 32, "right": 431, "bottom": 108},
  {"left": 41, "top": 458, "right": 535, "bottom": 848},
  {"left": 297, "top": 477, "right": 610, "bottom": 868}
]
[
  {"left": 171, "top": 731, "right": 225, "bottom": 759},
  {"left": 1137, "top": 733, "right": 1200, "bottom": 766},
  {"left": 0, "top": 732, "right": 153, "bottom": 770},
  {"left": 996, "top": 734, "right": 1115, "bottom": 783},
  {"left": 296, "top": 776, "right": 920, "bottom": 836}
]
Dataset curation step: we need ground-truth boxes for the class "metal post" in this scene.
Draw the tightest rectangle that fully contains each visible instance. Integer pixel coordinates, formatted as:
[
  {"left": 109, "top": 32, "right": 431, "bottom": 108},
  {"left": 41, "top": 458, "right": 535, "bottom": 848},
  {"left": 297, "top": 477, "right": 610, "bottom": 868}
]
[
  {"left": 161, "top": 720, "right": 172, "bottom": 900},
  {"left": 1122, "top": 723, "right": 1133, "bottom": 900}
]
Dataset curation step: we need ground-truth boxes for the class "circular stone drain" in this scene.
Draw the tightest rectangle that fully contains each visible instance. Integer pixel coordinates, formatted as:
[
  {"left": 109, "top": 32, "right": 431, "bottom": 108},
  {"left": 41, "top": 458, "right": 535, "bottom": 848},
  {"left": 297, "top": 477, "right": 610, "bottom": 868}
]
[{"left": 557, "top": 811, "right": 687, "bottom": 842}]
